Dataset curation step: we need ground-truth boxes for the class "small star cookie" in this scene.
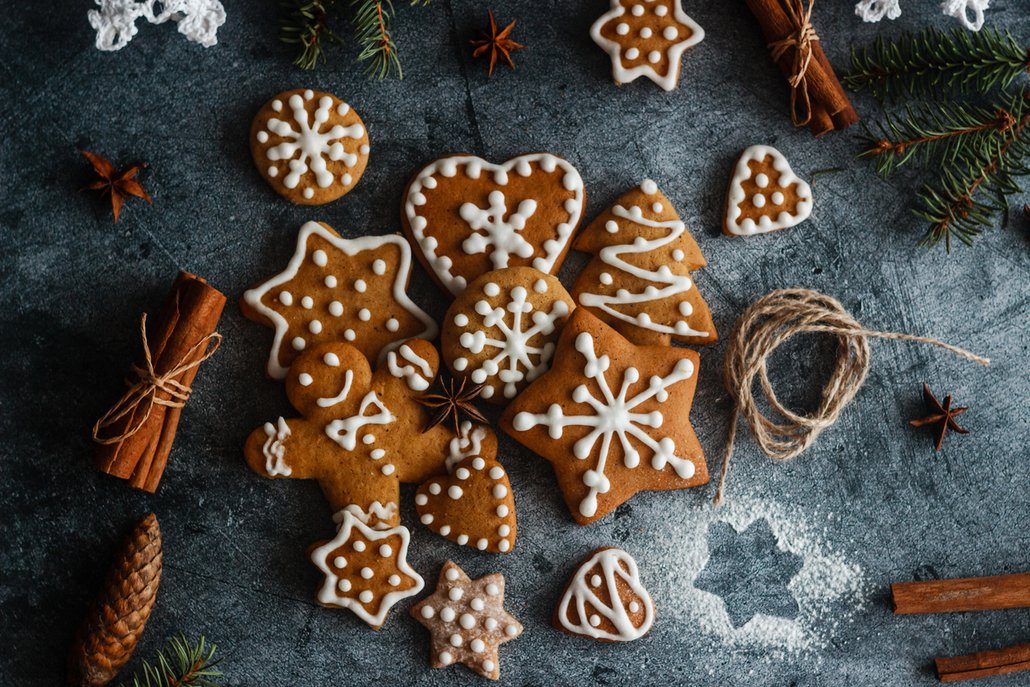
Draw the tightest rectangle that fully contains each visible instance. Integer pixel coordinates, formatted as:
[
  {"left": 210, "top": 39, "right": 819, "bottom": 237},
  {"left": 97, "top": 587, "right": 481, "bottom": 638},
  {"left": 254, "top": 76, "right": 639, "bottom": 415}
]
[
  {"left": 590, "top": 0, "right": 705, "bottom": 92},
  {"left": 411, "top": 561, "right": 523, "bottom": 680}
]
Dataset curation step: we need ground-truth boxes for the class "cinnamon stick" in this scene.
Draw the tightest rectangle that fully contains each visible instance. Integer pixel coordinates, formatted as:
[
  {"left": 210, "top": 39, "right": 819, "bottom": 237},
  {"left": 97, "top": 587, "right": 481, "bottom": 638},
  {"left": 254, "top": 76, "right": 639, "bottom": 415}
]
[
  {"left": 741, "top": 0, "right": 859, "bottom": 136},
  {"left": 94, "top": 272, "right": 225, "bottom": 492},
  {"left": 936, "top": 642, "right": 1030, "bottom": 682},
  {"left": 892, "top": 572, "right": 1030, "bottom": 615}
]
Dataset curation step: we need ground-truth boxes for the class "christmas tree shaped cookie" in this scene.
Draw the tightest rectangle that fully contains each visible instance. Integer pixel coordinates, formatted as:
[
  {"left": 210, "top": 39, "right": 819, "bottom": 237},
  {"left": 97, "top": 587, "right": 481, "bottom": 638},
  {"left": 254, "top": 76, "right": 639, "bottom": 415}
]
[
  {"left": 570, "top": 179, "right": 716, "bottom": 348},
  {"left": 724, "top": 145, "right": 813, "bottom": 237}
]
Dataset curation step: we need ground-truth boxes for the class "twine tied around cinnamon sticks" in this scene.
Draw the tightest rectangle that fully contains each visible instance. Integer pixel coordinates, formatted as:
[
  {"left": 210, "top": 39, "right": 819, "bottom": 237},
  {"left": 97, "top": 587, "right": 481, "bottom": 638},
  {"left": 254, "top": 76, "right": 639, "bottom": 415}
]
[
  {"left": 93, "top": 313, "right": 222, "bottom": 446},
  {"left": 713, "top": 289, "right": 989, "bottom": 506},
  {"left": 767, "top": 0, "right": 819, "bottom": 127}
]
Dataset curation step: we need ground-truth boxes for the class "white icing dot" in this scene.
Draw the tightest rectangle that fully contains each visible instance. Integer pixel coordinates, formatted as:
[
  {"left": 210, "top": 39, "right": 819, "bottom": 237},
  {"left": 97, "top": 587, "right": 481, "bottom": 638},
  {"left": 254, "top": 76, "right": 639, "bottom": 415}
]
[
  {"left": 379, "top": 544, "right": 392, "bottom": 557},
  {"left": 422, "top": 606, "right": 436, "bottom": 619},
  {"left": 496, "top": 504, "right": 509, "bottom": 517},
  {"left": 329, "top": 301, "right": 344, "bottom": 317},
  {"left": 448, "top": 485, "right": 463, "bottom": 500},
  {"left": 673, "top": 249, "right": 685, "bottom": 261},
  {"left": 360, "top": 566, "right": 374, "bottom": 579},
  {"left": 388, "top": 574, "right": 400, "bottom": 586},
  {"left": 616, "top": 22, "right": 629, "bottom": 35},
  {"left": 600, "top": 272, "right": 614, "bottom": 286},
  {"left": 336, "top": 102, "right": 350, "bottom": 116},
  {"left": 639, "top": 27, "right": 653, "bottom": 38},
  {"left": 454, "top": 313, "right": 469, "bottom": 327},
  {"left": 493, "top": 484, "right": 507, "bottom": 499},
  {"left": 591, "top": 574, "right": 602, "bottom": 587},
  {"left": 663, "top": 26, "right": 678, "bottom": 40},
  {"left": 344, "top": 329, "right": 356, "bottom": 341},
  {"left": 271, "top": 99, "right": 282, "bottom": 111},
  {"left": 338, "top": 578, "right": 351, "bottom": 592},
  {"left": 268, "top": 166, "right": 278, "bottom": 178},
  {"left": 755, "top": 173, "right": 770, "bottom": 188},
  {"left": 505, "top": 624, "right": 518, "bottom": 636},
  {"left": 456, "top": 467, "right": 470, "bottom": 480},
  {"left": 381, "top": 463, "right": 395, "bottom": 476},
  {"left": 386, "top": 318, "right": 399, "bottom": 332},
  {"left": 629, "top": 601, "right": 640, "bottom": 613},
  {"left": 460, "top": 613, "right": 476, "bottom": 629},
  {"left": 488, "top": 466, "right": 504, "bottom": 480},
  {"left": 534, "top": 279, "right": 548, "bottom": 294},
  {"left": 473, "top": 457, "right": 486, "bottom": 470},
  {"left": 303, "top": 188, "right": 315, "bottom": 199},
  {"left": 439, "top": 525, "right": 451, "bottom": 535},
  {"left": 499, "top": 539, "right": 511, "bottom": 552},
  {"left": 753, "top": 193, "right": 767, "bottom": 208},
  {"left": 298, "top": 373, "right": 313, "bottom": 386},
  {"left": 308, "top": 319, "right": 322, "bottom": 334},
  {"left": 441, "top": 607, "right": 456, "bottom": 622},
  {"left": 256, "top": 131, "right": 269, "bottom": 143},
  {"left": 429, "top": 483, "right": 442, "bottom": 495},
  {"left": 483, "top": 282, "right": 501, "bottom": 297},
  {"left": 353, "top": 540, "right": 366, "bottom": 552},
  {"left": 446, "top": 567, "right": 460, "bottom": 581},
  {"left": 470, "top": 638, "right": 485, "bottom": 653},
  {"left": 354, "top": 279, "right": 367, "bottom": 293},
  {"left": 301, "top": 296, "right": 314, "bottom": 309},
  {"left": 313, "top": 250, "right": 328, "bottom": 266},
  {"left": 476, "top": 538, "right": 488, "bottom": 550},
  {"left": 772, "top": 191, "right": 786, "bottom": 205},
  {"left": 486, "top": 583, "right": 500, "bottom": 596},
  {"left": 483, "top": 659, "right": 495, "bottom": 672},
  {"left": 324, "top": 275, "right": 337, "bottom": 288},
  {"left": 415, "top": 493, "right": 428, "bottom": 506},
  {"left": 372, "top": 259, "right": 387, "bottom": 275},
  {"left": 655, "top": 4, "right": 668, "bottom": 15},
  {"left": 631, "top": 4, "right": 644, "bottom": 15},
  {"left": 370, "top": 448, "right": 385, "bottom": 460},
  {"left": 421, "top": 513, "right": 434, "bottom": 525},
  {"left": 278, "top": 291, "right": 293, "bottom": 306},
  {"left": 652, "top": 202, "right": 663, "bottom": 213},
  {"left": 360, "top": 144, "right": 370, "bottom": 155},
  {"left": 449, "top": 634, "right": 463, "bottom": 647},
  {"left": 304, "top": 89, "right": 314, "bottom": 100},
  {"left": 449, "top": 588, "right": 463, "bottom": 602},
  {"left": 589, "top": 614, "right": 601, "bottom": 627},
  {"left": 471, "top": 597, "right": 485, "bottom": 611},
  {"left": 485, "top": 618, "right": 498, "bottom": 630},
  {"left": 292, "top": 337, "right": 306, "bottom": 351},
  {"left": 626, "top": 47, "right": 640, "bottom": 60},
  {"left": 439, "top": 651, "right": 453, "bottom": 665},
  {"left": 605, "top": 220, "right": 619, "bottom": 234},
  {"left": 359, "top": 590, "right": 374, "bottom": 603},
  {"left": 648, "top": 50, "right": 661, "bottom": 64},
  {"left": 358, "top": 308, "right": 371, "bottom": 321},
  {"left": 333, "top": 556, "right": 347, "bottom": 568},
  {"left": 498, "top": 524, "right": 510, "bottom": 536},
  {"left": 457, "top": 534, "right": 469, "bottom": 545}
]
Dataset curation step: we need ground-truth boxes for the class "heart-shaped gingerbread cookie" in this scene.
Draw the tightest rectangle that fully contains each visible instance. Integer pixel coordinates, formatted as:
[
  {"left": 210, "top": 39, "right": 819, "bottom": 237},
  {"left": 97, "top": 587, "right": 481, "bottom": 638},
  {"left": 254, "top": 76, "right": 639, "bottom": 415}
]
[
  {"left": 402, "top": 154, "right": 586, "bottom": 296},
  {"left": 415, "top": 455, "right": 516, "bottom": 553}
]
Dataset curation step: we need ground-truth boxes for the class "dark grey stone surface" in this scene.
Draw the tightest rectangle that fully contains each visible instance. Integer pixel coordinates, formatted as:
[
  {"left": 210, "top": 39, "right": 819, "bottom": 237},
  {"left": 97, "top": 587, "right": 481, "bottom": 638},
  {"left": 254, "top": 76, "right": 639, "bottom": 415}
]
[{"left": 1, "top": 1, "right": 1028, "bottom": 685}]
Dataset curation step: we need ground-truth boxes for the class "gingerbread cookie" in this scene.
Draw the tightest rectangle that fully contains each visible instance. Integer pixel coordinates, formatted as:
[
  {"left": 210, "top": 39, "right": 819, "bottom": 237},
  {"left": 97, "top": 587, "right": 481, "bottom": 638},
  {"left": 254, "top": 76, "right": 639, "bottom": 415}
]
[
  {"left": 442, "top": 267, "right": 575, "bottom": 403},
  {"left": 402, "top": 154, "right": 586, "bottom": 296},
  {"left": 590, "top": 0, "right": 705, "bottom": 92},
  {"left": 243, "top": 338, "right": 498, "bottom": 528},
  {"left": 500, "top": 308, "right": 708, "bottom": 525},
  {"left": 411, "top": 561, "right": 523, "bottom": 680},
  {"left": 724, "top": 145, "right": 813, "bottom": 236},
  {"left": 555, "top": 547, "right": 655, "bottom": 642},
  {"left": 415, "top": 448, "right": 516, "bottom": 553},
  {"left": 241, "top": 221, "right": 437, "bottom": 379},
  {"left": 571, "top": 179, "right": 717, "bottom": 348},
  {"left": 309, "top": 511, "right": 423, "bottom": 629},
  {"left": 250, "top": 89, "right": 370, "bottom": 204}
]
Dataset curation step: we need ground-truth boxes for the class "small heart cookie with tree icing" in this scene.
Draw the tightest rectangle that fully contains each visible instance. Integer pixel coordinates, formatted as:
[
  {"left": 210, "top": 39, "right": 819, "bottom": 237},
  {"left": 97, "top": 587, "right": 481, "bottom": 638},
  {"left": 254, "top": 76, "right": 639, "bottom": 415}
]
[
  {"left": 571, "top": 179, "right": 717, "bottom": 348},
  {"left": 724, "top": 145, "right": 813, "bottom": 236},
  {"left": 442, "top": 267, "right": 575, "bottom": 404},
  {"left": 554, "top": 547, "right": 655, "bottom": 642},
  {"left": 590, "top": 0, "right": 705, "bottom": 92},
  {"left": 415, "top": 453, "right": 516, "bottom": 553},
  {"left": 251, "top": 89, "right": 370, "bottom": 205},
  {"left": 402, "top": 154, "right": 586, "bottom": 296}
]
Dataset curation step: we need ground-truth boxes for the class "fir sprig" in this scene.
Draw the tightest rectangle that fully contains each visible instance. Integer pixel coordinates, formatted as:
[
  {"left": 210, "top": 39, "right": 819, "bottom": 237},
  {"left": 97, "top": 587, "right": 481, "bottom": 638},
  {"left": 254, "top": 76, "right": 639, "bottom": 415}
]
[
  {"left": 280, "top": 0, "right": 341, "bottom": 70},
  {"left": 119, "top": 635, "right": 223, "bottom": 687},
  {"left": 846, "top": 27, "right": 1028, "bottom": 100}
]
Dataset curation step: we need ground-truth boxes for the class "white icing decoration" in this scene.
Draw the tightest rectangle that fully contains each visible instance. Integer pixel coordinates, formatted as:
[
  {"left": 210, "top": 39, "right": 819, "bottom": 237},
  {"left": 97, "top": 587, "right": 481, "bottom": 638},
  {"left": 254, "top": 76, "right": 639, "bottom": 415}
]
[
  {"left": 386, "top": 344, "right": 434, "bottom": 391},
  {"left": 88, "top": 0, "right": 226, "bottom": 51},
  {"left": 316, "top": 369, "right": 354, "bottom": 408},
  {"left": 454, "top": 281, "right": 571, "bottom": 400},
  {"left": 261, "top": 417, "right": 292, "bottom": 476},
  {"left": 310, "top": 513, "right": 424, "bottom": 626},
  {"left": 590, "top": 0, "right": 705, "bottom": 92},
  {"left": 446, "top": 422, "right": 488, "bottom": 471},
  {"left": 556, "top": 548, "right": 655, "bottom": 642},
  {"left": 579, "top": 195, "right": 710, "bottom": 339},
  {"left": 242, "top": 222, "right": 438, "bottom": 379},
  {"left": 725, "top": 145, "right": 813, "bottom": 237},
  {"left": 404, "top": 155, "right": 585, "bottom": 295},
  {"left": 325, "top": 391, "right": 395, "bottom": 450},
  {"left": 333, "top": 501, "right": 398, "bottom": 527},
  {"left": 512, "top": 332, "right": 696, "bottom": 518}
]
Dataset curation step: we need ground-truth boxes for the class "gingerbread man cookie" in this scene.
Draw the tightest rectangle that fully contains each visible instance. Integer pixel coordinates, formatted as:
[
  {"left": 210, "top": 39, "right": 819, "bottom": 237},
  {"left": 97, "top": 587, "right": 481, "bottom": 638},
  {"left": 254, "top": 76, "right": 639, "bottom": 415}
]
[
  {"left": 555, "top": 547, "right": 655, "bottom": 642},
  {"left": 724, "top": 145, "right": 813, "bottom": 236},
  {"left": 442, "top": 267, "right": 575, "bottom": 404},
  {"left": 590, "top": 0, "right": 705, "bottom": 92},
  {"left": 411, "top": 561, "right": 523, "bottom": 680},
  {"left": 402, "top": 153, "right": 586, "bottom": 296},
  {"left": 501, "top": 308, "right": 708, "bottom": 525},
  {"left": 243, "top": 338, "right": 498, "bottom": 528},
  {"left": 241, "top": 221, "right": 437, "bottom": 379},
  {"left": 571, "top": 179, "right": 717, "bottom": 348},
  {"left": 251, "top": 89, "right": 370, "bottom": 204}
]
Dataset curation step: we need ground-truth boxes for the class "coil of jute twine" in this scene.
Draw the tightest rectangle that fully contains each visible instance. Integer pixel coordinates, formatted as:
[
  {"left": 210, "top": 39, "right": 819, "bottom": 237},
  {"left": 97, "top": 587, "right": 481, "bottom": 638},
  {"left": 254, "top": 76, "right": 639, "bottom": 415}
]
[
  {"left": 92, "top": 314, "right": 222, "bottom": 445},
  {"left": 713, "top": 289, "right": 989, "bottom": 506},
  {"left": 767, "top": 0, "right": 819, "bottom": 127}
]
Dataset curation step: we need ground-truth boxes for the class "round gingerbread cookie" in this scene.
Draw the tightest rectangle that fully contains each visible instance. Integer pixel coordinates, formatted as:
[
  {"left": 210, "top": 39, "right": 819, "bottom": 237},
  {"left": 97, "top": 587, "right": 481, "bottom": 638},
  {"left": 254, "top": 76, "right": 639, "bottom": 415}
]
[
  {"left": 441, "top": 267, "right": 575, "bottom": 404},
  {"left": 250, "top": 89, "right": 370, "bottom": 205}
]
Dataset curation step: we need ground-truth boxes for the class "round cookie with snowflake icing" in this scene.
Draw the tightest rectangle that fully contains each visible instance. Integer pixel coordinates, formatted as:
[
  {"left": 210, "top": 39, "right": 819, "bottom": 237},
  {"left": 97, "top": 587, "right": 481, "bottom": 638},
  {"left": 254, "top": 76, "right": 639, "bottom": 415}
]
[
  {"left": 251, "top": 89, "right": 370, "bottom": 205},
  {"left": 442, "top": 267, "right": 575, "bottom": 405}
]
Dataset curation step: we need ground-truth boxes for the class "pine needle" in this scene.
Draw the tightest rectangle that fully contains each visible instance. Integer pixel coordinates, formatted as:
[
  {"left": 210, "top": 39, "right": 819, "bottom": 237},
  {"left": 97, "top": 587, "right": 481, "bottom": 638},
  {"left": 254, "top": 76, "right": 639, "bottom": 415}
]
[
  {"left": 280, "top": 0, "right": 341, "bottom": 70},
  {"left": 119, "top": 635, "right": 223, "bottom": 687}
]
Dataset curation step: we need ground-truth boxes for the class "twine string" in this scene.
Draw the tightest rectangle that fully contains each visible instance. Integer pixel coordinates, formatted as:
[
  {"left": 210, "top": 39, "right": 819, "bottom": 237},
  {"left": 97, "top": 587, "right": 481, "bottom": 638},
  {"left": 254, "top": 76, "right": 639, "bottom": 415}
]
[
  {"left": 767, "top": 0, "right": 820, "bottom": 127},
  {"left": 713, "top": 289, "right": 989, "bottom": 506},
  {"left": 92, "top": 314, "right": 222, "bottom": 446}
]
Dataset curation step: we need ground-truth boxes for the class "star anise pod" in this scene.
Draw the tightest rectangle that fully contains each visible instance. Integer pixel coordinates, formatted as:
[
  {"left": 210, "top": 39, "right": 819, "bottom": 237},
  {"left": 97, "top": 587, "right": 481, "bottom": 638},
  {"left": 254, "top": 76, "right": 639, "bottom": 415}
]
[
  {"left": 415, "top": 376, "right": 489, "bottom": 435},
  {"left": 80, "top": 149, "right": 152, "bottom": 224},
  {"left": 909, "top": 383, "right": 969, "bottom": 451},
  {"left": 470, "top": 10, "right": 526, "bottom": 77}
]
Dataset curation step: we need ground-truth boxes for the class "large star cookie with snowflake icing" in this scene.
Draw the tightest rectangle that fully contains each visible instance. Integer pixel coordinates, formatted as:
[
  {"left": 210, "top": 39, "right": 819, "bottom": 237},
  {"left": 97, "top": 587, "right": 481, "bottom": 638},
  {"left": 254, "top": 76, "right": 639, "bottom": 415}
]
[
  {"left": 402, "top": 154, "right": 585, "bottom": 296},
  {"left": 442, "top": 267, "right": 575, "bottom": 404},
  {"left": 241, "top": 221, "right": 437, "bottom": 379},
  {"left": 501, "top": 308, "right": 708, "bottom": 525},
  {"left": 590, "top": 0, "right": 705, "bottom": 92},
  {"left": 251, "top": 89, "right": 370, "bottom": 204}
]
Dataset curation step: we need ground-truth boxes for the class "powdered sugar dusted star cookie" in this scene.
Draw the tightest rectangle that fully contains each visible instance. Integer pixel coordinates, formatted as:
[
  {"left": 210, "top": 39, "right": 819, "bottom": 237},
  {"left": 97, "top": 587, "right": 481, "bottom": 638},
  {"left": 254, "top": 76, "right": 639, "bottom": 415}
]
[
  {"left": 411, "top": 561, "right": 522, "bottom": 680},
  {"left": 251, "top": 89, "right": 370, "bottom": 204},
  {"left": 590, "top": 0, "right": 705, "bottom": 91},
  {"left": 724, "top": 145, "right": 813, "bottom": 236},
  {"left": 241, "top": 221, "right": 437, "bottom": 379},
  {"left": 402, "top": 154, "right": 585, "bottom": 296},
  {"left": 501, "top": 308, "right": 709, "bottom": 525},
  {"left": 555, "top": 547, "right": 655, "bottom": 642}
]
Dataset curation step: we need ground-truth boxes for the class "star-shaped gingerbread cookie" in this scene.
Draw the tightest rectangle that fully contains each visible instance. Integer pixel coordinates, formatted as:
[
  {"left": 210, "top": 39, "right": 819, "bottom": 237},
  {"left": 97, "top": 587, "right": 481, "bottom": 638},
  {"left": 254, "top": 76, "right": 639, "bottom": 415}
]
[
  {"left": 501, "top": 308, "right": 709, "bottom": 525},
  {"left": 590, "top": 0, "right": 705, "bottom": 92},
  {"left": 411, "top": 561, "right": 522, "bottom": 680},
  {"left": 241, "top": 221, "right": 438, "bottom": 379}
]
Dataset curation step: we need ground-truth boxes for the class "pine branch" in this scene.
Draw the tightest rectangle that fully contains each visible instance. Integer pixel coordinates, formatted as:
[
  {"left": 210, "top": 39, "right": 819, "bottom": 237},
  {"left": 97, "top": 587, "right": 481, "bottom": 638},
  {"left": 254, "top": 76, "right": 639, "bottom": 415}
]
[
  {"left": 119, "top": 635, "right": 223, "bottom": 687},
  {"left": 845, "top": 27, "right": 1028, "bottom": 101},
  {"left": 280, "top": 0, "right": 342, "bottom": 70},
  {"left": 351, "top": 0, "right": 400, "bottom": 79}
]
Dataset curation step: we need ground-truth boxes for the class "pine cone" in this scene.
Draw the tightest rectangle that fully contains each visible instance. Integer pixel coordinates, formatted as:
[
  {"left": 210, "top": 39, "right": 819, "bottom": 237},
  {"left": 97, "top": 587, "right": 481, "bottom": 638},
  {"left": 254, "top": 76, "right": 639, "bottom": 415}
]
[{"left": 68, "top": 513, "right": 163, "bottom": 687}]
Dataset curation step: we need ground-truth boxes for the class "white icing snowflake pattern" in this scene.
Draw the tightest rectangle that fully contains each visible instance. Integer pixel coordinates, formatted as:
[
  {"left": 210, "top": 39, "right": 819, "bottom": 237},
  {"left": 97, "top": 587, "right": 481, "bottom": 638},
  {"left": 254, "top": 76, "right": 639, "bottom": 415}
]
[
  {"left": 512, "top": 332, "right": 696, "bottom": 518},
  {"left": 459, "top": 190, "right": 538, "bottom": 270},
  {"left": 453, "top": 280, "right": 570, "bottom": 400},
  {"left": 88, "top": 0, "right": 226, "bottom": 51}
]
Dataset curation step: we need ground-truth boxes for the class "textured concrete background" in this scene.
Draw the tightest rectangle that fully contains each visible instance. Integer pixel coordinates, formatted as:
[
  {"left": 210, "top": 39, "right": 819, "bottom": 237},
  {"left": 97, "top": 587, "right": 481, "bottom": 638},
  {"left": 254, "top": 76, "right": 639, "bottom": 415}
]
[{"left": 1, "top": 1, "right": 1028, "bottom": 685}]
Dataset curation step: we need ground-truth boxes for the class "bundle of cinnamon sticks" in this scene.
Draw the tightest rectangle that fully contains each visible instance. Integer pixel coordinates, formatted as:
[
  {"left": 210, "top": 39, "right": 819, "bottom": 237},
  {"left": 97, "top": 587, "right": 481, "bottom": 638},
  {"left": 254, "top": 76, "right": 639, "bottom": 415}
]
[{"left": 93, "top": 272, "right": 225, "bottom": 492}]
